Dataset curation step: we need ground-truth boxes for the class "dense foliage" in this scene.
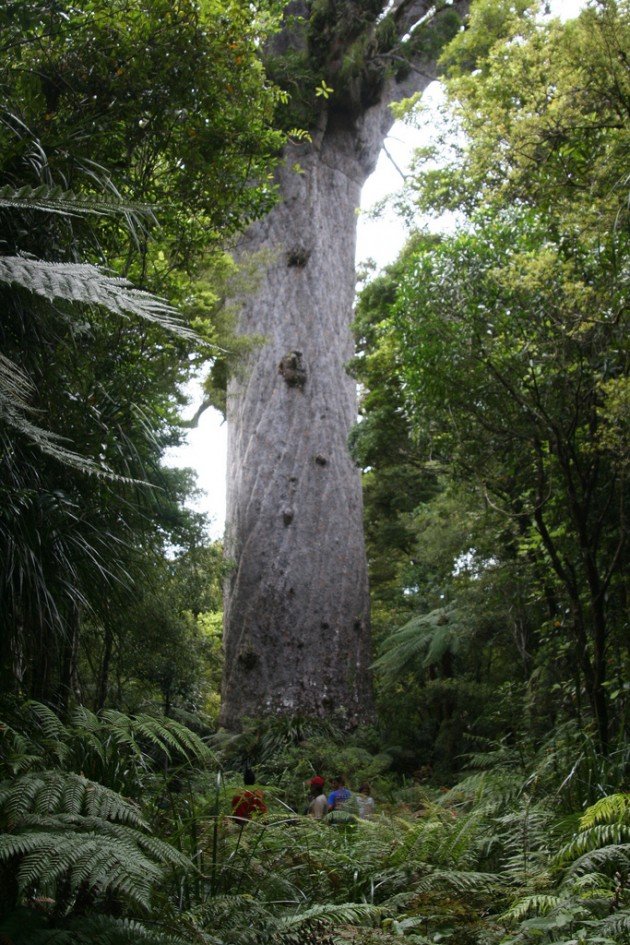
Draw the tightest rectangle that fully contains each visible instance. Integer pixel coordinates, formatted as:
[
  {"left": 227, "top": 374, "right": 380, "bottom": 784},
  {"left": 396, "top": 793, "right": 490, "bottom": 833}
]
[
  {"left": 264, "top": 0, "right": 465, "bottom": 130},
  {"left": 352, "top": 0, "right": 628, "bottom": 765},
  {"left": 1, "top": 702, "right": 628, "bottom": 944},
  {"left": 0, "top": 0, "right": 280, "bottom": 709}
]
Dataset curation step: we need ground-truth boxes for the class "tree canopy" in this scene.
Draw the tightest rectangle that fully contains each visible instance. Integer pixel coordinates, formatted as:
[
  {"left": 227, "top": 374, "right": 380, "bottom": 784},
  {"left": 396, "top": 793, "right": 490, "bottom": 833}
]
[{"left": 352, "top": 0, "right": 628, "bottom": 760}]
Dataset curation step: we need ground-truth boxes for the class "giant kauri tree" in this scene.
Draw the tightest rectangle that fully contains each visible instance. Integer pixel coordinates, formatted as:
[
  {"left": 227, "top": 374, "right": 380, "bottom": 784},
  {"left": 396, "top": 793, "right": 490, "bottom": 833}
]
[{"left": 221, "top": 0, "right": 469, "bottom": 729}]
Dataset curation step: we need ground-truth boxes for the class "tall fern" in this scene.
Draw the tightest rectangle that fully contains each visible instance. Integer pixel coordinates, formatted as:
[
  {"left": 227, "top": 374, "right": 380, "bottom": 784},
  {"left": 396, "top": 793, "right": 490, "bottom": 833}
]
[
  {"left": 0, "top": 702, "right": 210, "bottom": 941},
  {"left": 501, "top": 793, "right": 630, "bottom": 943}
]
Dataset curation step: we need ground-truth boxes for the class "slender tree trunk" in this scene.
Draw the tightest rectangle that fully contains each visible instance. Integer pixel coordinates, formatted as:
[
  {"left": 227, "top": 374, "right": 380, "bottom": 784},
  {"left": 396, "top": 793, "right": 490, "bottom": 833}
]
[
  {"left": 57, "top": 602, "right": 81, "bottom": 714},
  {"left": 95, "top": 624, "right": 113, "bottom": 711}
]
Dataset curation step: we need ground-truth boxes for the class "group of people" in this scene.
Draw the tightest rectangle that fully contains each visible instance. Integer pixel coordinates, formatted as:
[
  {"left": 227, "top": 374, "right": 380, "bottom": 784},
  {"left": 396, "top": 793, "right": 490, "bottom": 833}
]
[
  {"left": 230, "top": 769, "right": 375, "bottom": 823},
  {"left": 307, "top": 775, "right": 375, "bottom": 821}
]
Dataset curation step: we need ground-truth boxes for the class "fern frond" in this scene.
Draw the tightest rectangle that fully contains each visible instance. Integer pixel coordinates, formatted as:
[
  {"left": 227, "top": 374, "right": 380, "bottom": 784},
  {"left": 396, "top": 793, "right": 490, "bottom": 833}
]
[
  {"left": 565, "top": 871, "right": 616, "bottom": 894},
  {"left": 566, "top": 844, "right": 630, "bottom": 877},
  {"left": 0, "top": 257, "right": 197, "bottom": 339},
  {"left": 0, "top": 770, "right": 147, "bottom": 827},
  {"left": 373, "top": 607, "right": 466, "bottom": 681},
  {"left": 557, "top": 824, "right": 630, "bottom": 864},
  {"left": 0, "top": 183, "right": 155, "bottom": 219},
  {"left": 0, "top": 395, "right": 110, "bottom": 472},
  {"left": 23, "top": 700, "right": 68, "bottom": 743},
  {"left": 414, "top": 868, "right": 503, "bottom": 894},
  {"left": 434, "top": 810, "right": 487, "bottom": 868},
  {"left": 439, "top": 766, "right": 523, "bottom": 812},
  {"left": 0, "top": 909, "right": 193, "bottom": 945},
  {"left": 277, "top": 901, "right": 381, "bottom": 929},
  {"left": 69, "top": 704, "right": 102, "bottom": 731},
  {"left": 12, "top": 813, "right": 191, "bottom": 872},
  {"left": 0, "top": 832, "right": 159, "bottom": 910},
  {"left": 69, "top": 914, "right": 194, "bottom": 945},
  {"left": 388, "top": 817, "right": 445, "bottom": 867},
  {"left": 0, "top": 352, "right": 34, "bottom": 405},
  {"left": 0, "top": 732, "right": 41, "bottom": 776},
  {"left": 579, "top": 794, "right": 630, "bottom": 830},
  {"left": 598, "top": 910, "right": 630, "bottom": 937},
  {"left": 98, "top": 710, "right": 213, "bottom": 765},
  {"left": 501, "top": 894, "right": 562, "bottom": 922}
]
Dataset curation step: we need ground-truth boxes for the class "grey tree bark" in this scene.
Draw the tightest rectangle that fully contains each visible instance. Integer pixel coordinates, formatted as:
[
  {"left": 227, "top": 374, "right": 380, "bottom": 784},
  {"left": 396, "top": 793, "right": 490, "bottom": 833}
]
[{"left": 220, "top": 1, "right": 468, "bottom": 730}]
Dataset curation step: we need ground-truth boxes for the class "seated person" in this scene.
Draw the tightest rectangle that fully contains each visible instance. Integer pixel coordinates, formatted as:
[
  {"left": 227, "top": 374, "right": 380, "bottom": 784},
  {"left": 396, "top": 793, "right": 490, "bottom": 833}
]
[
  {"left": 307, "top": 775, "right": 328, "bottom": 819},
  {"left": 327, "top": 775, "right": 357, "bottom": 822},
  {"left": 356, "top": 782, "right": 376, "bottom": 819}
]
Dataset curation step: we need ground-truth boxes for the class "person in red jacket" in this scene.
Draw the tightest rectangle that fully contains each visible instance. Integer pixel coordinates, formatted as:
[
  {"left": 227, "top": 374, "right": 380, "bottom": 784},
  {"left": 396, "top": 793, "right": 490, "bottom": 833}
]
[{"left": 231, "top": 768, "right": 267, "bottom": 821}]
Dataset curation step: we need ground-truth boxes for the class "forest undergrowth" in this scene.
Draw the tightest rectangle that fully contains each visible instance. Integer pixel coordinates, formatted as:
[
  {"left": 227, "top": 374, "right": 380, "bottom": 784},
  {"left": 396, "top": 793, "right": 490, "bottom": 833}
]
[{"left": 0, "top": 701, "right": 628, "bottom": 945}]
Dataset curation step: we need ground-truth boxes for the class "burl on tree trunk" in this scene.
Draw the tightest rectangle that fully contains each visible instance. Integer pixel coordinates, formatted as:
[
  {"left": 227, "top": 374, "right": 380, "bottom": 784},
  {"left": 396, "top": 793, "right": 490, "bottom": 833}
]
[{"left": 220, "top": 1, "right": 468, "bottom": 730}]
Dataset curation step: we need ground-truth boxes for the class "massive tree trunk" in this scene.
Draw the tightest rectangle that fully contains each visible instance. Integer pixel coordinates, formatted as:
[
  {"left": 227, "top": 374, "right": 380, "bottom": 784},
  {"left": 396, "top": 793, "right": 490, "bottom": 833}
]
[{"left": 220, "top": 0, "right": 468, "bottom": 729}]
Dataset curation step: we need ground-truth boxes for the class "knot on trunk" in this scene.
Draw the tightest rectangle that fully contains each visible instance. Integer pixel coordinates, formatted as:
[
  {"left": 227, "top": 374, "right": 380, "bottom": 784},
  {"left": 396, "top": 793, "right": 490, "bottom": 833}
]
[
  {"left": 237, "top": 646, "right": 259, "bottom": 671},
  {"left": 279, "top": 350, "right": 307, "bottom": 389},
  {"left": 286, "top": 246, "right": 311, "bottom": 268}
]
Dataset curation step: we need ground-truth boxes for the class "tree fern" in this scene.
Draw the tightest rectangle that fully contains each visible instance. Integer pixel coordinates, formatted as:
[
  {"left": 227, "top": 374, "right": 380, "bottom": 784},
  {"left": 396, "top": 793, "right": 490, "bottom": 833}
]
[
  {"left": 502, "top": 893, "right": 563, "bottom": 921},
  {"left": 373, "top": 606, "right": 469, "bottom": 682},
  {"left": 98, "top": 709, "right": 214, "bottom": 766},
  {"left": 0, "top": 357, "right": 138, "bottom": 476},
  {"left": 598, "top": 910, "right": 630, "bottom": 939},
  {"left": 413, "top": 867, "right": 503, "bottom": 895},
  {"left": 0, "top": 257, "right": 197, "bottom": 339},
  {"left": 276, "top": 900, "right": 381, "bottom": 929},
  {"left": 1, "top": 702, "right": 214, "bottom": 794},
  {"left": 0, "top": 767, "right": 193, "bottom": 914},
  {"left": 557, "top": 824, "right": 630, "bottom": 863},
  {"left": 0, "top": 771, "right": 147, "bottom": 827},
  {"left": 565, "top": 843, "right": 630, "bottom": 878},
  {"left": 500, "top": 791, "right": 630, "bottom": 943},
  {"left": 0, "top": 183, "right": 155, "bottom": 220},
  {"left": 495, "top": 798, "right": 555, "bottom": 884}
]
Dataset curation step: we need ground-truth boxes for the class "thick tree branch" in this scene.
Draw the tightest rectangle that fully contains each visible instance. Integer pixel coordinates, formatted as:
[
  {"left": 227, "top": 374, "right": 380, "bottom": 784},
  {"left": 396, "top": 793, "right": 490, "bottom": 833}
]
[{"left": 391, "top": 0, "right": 469, "bottom": 40}]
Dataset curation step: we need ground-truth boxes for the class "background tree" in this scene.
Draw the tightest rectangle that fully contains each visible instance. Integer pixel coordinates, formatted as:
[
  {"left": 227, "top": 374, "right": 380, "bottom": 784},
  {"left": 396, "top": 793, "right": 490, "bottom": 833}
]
[{"left": 353, "top": 0, "right": 628, "bottom": 763}]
